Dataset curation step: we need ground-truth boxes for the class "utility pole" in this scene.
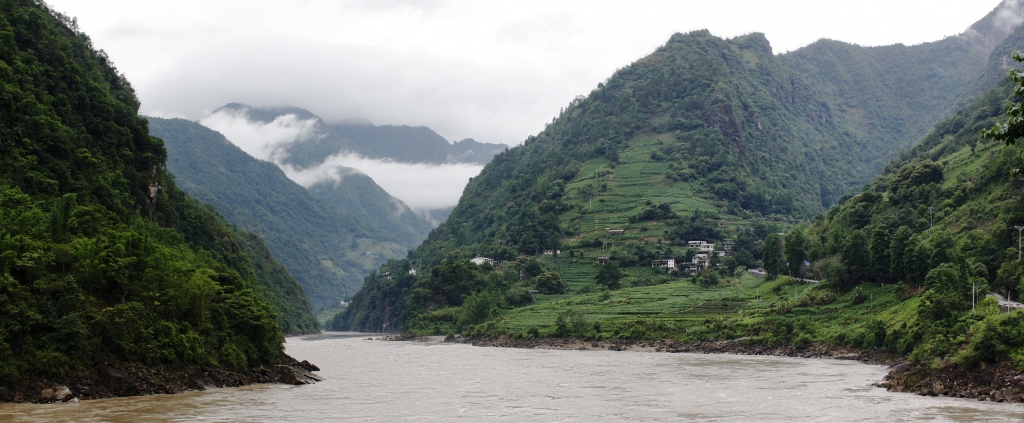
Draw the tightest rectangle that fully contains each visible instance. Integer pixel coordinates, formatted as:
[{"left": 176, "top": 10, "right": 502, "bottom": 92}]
[
  {"left": 929, "top": 207, "right": 934, "bottom": 228},
  {"left": 1016, "top": 226, "right": 1024, "bottom": 261}
]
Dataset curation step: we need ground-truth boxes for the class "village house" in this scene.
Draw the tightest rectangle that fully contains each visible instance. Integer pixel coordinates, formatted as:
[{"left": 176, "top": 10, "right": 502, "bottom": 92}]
[
  {"left": 722, "top": 239, "right": 734, "bottom": 256},
  {"left": 471, "top": 257, "right": 505, "bottom": 268},
  {"left": 682, "top": 240, "right": 727, "bottom": 273},
  {"left": 605, "top": 228, "right": 625, "bottom": 236},
  {"left": 688, "top": 240, "right": 716, "bottom": 254},
  {"left": 691, "top": 253, "right": 710, "bottom": 272},
  {"left": 543, "top": 250, "right": 561, "bottom": 255},
  {"left": 652, "top": 259, "right": 675, "bottom": 269},
  {"left": 597, "top": 257, "right": 611, "bottom": 266},
  {"left": 470, "top": 257, "right": 491, "bottom": 266}
]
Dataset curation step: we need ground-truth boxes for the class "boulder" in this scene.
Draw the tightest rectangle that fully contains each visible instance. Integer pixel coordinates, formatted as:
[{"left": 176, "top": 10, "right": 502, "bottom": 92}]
[
  {"left": 39, "top": 388, "right": 54, "bottom": 402},
  {"left": 54, "top": 386, "right": 72, "bottom": 402},
  {"left": 273, "top": 365, "right": 324, "bottom": 385}
]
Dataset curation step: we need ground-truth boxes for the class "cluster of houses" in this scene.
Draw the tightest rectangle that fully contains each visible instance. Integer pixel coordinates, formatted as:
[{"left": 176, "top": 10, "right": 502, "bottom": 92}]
[
  {"left": 468, "top": 224, "right": 735, "bottom": 277},
  {"left": 592, "top": 239, "right": 734, "bottom": 274}
]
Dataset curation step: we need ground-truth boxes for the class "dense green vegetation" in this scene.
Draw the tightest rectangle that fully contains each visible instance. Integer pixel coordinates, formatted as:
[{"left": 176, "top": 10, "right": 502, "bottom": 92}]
[
  {"left": 0, "top": 0, "right": 313, "bottom": 388},
  {"left": 150, "top": 117, "right": 431, "bottom": 310},
  {"left": 336, "top": 8, "right": 1024, "bottom": 334},
  {"left": 338, "top": 69, "right": 1024, "bottom": 372}
]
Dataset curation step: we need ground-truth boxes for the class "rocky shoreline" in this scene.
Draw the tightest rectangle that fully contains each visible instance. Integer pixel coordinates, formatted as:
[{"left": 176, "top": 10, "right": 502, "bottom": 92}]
[
  {"left": 432, "top": 335, "right": 1024, "bottom": 403},
  {"left": 883, "top": 361, "right": 1024, "bottom": 403},
  {"left": 0, "top": 354, "right": 323, "bottom": 404}
]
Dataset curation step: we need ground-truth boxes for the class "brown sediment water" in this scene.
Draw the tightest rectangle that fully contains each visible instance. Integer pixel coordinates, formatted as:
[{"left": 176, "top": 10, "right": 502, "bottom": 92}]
[{"left": 1, "top": 332, "right": 1022, "bottom": 422}]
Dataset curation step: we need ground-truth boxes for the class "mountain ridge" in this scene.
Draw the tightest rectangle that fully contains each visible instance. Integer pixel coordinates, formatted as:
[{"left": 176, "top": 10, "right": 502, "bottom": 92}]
[
  {"left": 334, "top": 1, "right": 1024, "bottom": 333},
  {"left": 210, "top": 103, "right": 507, "bottom": 167}
]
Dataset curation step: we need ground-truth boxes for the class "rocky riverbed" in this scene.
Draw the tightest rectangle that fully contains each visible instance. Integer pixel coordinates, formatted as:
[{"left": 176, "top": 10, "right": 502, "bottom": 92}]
[{"left": 0, "top": 353, "right": 322, "bottom": 404}]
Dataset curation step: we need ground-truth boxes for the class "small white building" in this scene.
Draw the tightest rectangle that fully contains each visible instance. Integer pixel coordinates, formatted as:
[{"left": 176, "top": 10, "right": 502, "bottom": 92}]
[{"left": 652, "top": 259, "right": 676, "bottom": 269}]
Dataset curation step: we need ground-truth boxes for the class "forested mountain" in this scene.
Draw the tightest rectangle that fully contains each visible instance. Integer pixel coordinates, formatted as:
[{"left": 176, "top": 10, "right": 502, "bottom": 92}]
[
  {"left": 334, "top": 1, "right": 1024, "bottom": 333},
  {"left": 211, "top": 103, "right": 506, "bottom": 167},
  {"left": 746, "top": 68, "right": 1024, "bottom": 375},
  {"left": 0, "top": 0, "right": 316, "bottom": 396},
  {"left": 149, "top": 117, "right": 433, "bottom": 310}
]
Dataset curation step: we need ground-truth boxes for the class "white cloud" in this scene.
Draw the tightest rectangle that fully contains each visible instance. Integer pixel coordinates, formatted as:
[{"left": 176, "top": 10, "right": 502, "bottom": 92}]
[
  {"left": 284, "top": 154, "right": 482, "bottom": 211},
  {"left": 200, "top": 109, "right": 324, "bottom": 162},
  {"left": 198, "top": 110, "right": 481, "bottom": 210}
]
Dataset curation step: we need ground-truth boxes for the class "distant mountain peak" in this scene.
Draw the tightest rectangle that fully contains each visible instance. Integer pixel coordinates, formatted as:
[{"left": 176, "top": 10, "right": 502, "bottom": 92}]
[
  {"left": 962, "top": 0, "right": 1024, "bottom": 47},
  {"left": 206, "top": 103, "right": 506, "bottom": 167}
]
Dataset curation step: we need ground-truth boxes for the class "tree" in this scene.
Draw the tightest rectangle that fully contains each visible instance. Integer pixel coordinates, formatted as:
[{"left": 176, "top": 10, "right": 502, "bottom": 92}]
[
  {"left": 784, "top": 229, "right": 807, "bottom": 279},
  {"left": 595, "top": 262, "right": 623, "bottom": 289},
  {"left": 536, "top": 271, "right": 567, "bottom": 294},
  {"left": 983, "top": 51, "right": 1024, "bottom": 177},
  {"left": 762, "top": 233, "right": 784, "bottom": 278},
  {"left": 869, "top": 226, "right": 892, "bottom": 283},
  {"left": 841, "top": 230, "right": 871, "bottom": 288},
  {"left": 889, "top": 226, "right": 914, "bottom": 283},
  {"left": 919, "top": 264, "right": 970, "bottom": 322}
]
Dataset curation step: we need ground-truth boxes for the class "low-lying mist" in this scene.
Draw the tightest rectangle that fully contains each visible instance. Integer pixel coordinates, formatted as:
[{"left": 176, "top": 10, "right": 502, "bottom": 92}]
[{"left": 200, "top": 109, "right": 482, "bottom": 211}]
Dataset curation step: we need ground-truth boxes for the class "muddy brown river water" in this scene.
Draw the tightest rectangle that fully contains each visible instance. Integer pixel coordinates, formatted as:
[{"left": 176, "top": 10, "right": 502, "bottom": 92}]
[{"left": 2, "top": 332, "right": 1023, "bottom": 422}]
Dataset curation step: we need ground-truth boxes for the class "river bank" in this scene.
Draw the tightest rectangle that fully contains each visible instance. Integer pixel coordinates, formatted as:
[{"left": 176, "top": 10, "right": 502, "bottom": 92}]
[
  {"left": 0, "top": 354, "right": 322, "bottom": 404},
  {"left": 424, "top": 335, "right": 1024, "bottom": 403}
]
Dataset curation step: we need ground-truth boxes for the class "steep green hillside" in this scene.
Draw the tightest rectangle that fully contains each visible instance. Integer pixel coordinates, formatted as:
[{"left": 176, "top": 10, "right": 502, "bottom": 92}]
[
  {"left": 150, "top": 117, "right": 428, "bottom": 310},
  {"left": 0, "top": 0, "right": 314, "bottom": 393},
  {"left": 307, "top": 173, "right": 434, "bottom": 248},
  {"left": 335, "top": 3, "right": 1024, "bottom": 334},
  {"left": 785, "top": 75, "right": 1024, "bottom": 365}
]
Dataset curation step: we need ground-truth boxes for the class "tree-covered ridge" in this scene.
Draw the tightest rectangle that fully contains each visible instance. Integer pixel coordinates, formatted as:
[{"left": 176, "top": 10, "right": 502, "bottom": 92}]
[
  {"left": 0, "top": 0, "right": 314, "bottom": 391},
  {"left": 767, "top": 74, "right": 1024, "bottom": 367},
  {"left": 150, "top": 117, "right": 431, "bottom": 310}
]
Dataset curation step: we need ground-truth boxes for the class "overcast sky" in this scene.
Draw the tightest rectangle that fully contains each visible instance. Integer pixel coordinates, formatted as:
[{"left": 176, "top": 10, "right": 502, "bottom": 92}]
[{"left": 49, "top": 0, "right": 1005, "bottom": 146}]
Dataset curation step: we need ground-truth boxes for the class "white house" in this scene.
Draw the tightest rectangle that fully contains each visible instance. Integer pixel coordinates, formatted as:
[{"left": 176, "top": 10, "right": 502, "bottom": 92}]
[{"left": 652, "top": 259, "right": 675, "bottom": 269}]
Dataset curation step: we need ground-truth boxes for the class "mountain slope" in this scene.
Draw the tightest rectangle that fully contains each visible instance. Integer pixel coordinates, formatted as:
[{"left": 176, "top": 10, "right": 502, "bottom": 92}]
[
  {"left": 335, "top": 2, "right": 1024, "bottom": 333},
  {"left": 149, "top": 117, "right": 431, "bottom": 310},
  {"left": 782, "top": 73, "right": 1024, "bottom": 373},
  {"left": 307, "top": 174, "right": 435, "bottom": 248},
  {"left": 0, "top": 0, "right": 314, "bottom": 396}
]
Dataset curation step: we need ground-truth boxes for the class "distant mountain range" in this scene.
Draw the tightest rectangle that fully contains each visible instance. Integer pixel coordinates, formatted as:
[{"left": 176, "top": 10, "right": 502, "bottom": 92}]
[
  {"left": 149, "top": 117, "right": 434, "bottom": 310},
  {"left": 212, "top": 103, "right": 507, "bottom": 167}
]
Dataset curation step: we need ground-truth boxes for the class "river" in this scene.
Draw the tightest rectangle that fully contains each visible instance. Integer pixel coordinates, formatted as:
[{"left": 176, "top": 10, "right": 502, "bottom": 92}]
[{"left": 1, "top": 332, "right": 1022, "bottom": 422}]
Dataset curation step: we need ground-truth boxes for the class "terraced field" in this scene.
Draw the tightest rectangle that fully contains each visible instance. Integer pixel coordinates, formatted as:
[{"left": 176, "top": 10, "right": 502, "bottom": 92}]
[
  {"left": 502, "top": 273, "right": 767, "bottom": 332},
  {"left": 558, "top": 135, "right": 733, "bottom": 250}
]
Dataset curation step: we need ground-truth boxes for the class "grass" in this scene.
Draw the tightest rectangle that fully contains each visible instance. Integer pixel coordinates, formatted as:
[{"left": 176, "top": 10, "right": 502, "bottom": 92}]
[
  {"left": 489, "top": 269, "right": 922, "bottom": 351},
  {"left": 317, "top": 306, "right": 345, "bottom": 328},
  {"left": 559, "top": 135, "right": 731, "bottom": 246}
]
